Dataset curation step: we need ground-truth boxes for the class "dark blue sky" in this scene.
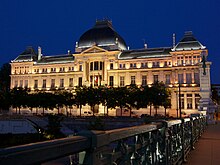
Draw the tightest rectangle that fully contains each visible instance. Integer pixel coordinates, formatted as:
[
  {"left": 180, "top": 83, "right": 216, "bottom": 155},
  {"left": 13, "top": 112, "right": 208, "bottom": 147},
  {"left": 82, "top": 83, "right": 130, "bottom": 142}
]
[{"left": 0, "top": 0, "right": 220, "bottom": 83}]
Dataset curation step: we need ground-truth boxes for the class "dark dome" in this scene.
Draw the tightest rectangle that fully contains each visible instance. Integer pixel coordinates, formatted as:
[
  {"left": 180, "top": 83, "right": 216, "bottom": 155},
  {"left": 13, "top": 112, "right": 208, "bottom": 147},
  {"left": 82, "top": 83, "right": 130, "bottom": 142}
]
[{"left": 77, "top": 20, "right": 127, "bottom": 51}]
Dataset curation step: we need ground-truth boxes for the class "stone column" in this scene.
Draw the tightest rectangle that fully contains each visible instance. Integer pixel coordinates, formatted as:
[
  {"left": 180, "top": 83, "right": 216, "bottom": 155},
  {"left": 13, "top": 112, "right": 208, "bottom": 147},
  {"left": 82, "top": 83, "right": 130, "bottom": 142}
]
[{"left": 192, "top": 93, "right": 196, "bottom": 109}]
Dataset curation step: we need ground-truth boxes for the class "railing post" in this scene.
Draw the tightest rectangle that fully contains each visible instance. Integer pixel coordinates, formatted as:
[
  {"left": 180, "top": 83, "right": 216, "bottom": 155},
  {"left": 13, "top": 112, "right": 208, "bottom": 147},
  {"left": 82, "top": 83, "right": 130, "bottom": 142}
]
[
  {"left": 163, "top": 121, "right": 170, "bottom": 165},
  {"left": 78, "top": 130, "right": 107, "bottom": 165},
  {"left": 181, "top": 119, "right": 187, "bottom": 163},
  {"left": 190, "top": 118, "right": 195, "bottom": 150}
]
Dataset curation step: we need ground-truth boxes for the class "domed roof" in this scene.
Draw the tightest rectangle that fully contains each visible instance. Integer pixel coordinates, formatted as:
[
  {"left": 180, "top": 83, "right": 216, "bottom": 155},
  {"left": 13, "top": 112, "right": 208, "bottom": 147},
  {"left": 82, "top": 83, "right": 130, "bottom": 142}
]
[{"left": 76, "top": 20, "right": 127, "bottom": 51}]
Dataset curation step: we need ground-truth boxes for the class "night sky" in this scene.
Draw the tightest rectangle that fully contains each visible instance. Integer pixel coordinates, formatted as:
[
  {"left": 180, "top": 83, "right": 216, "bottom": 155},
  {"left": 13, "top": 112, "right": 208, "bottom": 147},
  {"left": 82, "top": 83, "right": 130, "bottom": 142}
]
[{"left": 0, "top": 0, "right": 220, "bottom": 83}]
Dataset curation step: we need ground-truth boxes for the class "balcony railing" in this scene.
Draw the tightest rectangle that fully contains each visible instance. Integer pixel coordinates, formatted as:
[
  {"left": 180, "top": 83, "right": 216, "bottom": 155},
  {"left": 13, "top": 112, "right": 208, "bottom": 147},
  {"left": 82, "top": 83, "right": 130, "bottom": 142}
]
[{"left": 0, "top": 116, "right": 206, "bottom": 165}]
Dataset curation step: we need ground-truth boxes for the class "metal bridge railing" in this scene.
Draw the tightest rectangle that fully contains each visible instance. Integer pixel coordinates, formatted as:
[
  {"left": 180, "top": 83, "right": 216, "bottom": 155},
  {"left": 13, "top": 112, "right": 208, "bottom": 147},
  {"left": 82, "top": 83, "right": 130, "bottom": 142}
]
[{"left": 0, "top": 116, "right": 206, "bottom": 165}]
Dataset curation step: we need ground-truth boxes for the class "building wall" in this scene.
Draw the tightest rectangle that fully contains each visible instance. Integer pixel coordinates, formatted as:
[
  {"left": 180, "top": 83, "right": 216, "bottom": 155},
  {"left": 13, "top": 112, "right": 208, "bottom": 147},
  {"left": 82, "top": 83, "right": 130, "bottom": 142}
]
[{"left": 10, "top": 46, "right": 208, "bottom": 116}]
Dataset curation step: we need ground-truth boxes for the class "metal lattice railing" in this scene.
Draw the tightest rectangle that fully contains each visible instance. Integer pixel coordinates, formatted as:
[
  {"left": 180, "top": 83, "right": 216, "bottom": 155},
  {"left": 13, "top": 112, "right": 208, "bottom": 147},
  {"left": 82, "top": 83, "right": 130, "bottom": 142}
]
[{"left": 0, "top": 116, "right": 206, "bottom": 165}]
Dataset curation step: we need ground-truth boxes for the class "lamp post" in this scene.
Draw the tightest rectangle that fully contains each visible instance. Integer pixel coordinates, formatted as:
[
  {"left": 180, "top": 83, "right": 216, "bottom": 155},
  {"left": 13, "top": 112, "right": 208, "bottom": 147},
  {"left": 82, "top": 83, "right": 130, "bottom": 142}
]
[{"left": 178, "top": 83, "right": 182, "bottom": 119}]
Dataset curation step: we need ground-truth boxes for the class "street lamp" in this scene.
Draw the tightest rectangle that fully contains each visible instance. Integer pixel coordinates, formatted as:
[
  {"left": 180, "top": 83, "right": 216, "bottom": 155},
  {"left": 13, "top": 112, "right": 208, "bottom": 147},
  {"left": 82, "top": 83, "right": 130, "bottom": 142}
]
[
  {"left": 173, "top": 83, "right": 182, "bottom": 118},
  {"left": 178, "top": 83, "right": 182, "bottom": 119}
]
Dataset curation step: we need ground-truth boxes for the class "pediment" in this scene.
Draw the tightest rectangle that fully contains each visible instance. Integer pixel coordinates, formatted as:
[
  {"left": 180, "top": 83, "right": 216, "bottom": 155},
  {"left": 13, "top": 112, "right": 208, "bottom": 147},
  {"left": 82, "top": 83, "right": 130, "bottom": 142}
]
[{"left": 81, "top": 46, "right": 108, "bottom": 54}]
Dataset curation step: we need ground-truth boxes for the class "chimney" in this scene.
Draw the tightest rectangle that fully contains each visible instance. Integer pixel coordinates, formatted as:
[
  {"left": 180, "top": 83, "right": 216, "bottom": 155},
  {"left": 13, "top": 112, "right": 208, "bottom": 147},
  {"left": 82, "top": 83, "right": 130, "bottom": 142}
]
[{"left": 38, "top": 46, "right": 42, "bottom": 60}]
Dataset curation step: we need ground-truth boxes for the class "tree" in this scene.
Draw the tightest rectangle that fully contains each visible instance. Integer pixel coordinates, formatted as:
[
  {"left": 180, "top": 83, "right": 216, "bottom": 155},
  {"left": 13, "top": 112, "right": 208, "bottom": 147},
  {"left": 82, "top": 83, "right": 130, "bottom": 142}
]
[
  {"left": 114, "top": 87, "right": 129, "bottom": 116},
  {"left": 44, "top": 114, "right": 64, "bottom": 139},
  {"left": 86, "top": 87, "right": 101, "bottom": 116},
  {"left": 59, "top": 91, "right": 74, "bottom": 116},
  {"left": 75, "top": 86, "right": 87, "bottom": 116},
  {"left": 10, "top": 87, "right": 29, "bottom": 114},
  {"left": 0, "top": 63, "right": 11, "bottom": 93},
  {"left": 126, "top": 85, "right": 140, "bottom": 117}
]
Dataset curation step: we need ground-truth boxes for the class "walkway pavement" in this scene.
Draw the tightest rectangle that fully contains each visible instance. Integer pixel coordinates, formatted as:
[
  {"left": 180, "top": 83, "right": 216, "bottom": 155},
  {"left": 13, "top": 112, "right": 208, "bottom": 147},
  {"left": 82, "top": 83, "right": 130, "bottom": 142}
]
[{"left": 186, "top": 121, "right": 220, "bottom": 165}]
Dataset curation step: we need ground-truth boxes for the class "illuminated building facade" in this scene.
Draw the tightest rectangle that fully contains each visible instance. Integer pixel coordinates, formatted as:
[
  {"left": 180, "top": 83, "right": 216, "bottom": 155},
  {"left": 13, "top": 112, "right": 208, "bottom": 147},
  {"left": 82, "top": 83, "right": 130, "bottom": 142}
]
[{"left": 10, "top": 20, "right": 212, "bottom": 116}]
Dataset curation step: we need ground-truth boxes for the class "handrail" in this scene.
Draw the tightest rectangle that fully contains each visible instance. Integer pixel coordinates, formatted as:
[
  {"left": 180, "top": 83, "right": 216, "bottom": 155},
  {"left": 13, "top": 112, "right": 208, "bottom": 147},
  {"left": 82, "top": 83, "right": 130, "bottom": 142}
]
[
  {"left": 0, "top": 136, "right": 89, "bottom": 165},
  {"left": 0, "top": 116, "right": 207, "bottom": 165}
]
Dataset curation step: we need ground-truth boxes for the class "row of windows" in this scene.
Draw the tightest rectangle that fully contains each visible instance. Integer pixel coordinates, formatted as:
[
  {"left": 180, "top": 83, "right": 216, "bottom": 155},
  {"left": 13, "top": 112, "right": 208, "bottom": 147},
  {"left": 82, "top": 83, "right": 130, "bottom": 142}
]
[
  {"left": 176, "top": 55, "right": 201, "bottom": 66},
  {"left": 179, "top": 93, "right": 200, "bottom": 109},
  {"left": 178, "top": 73, "right": 200, "bottom": 84},
  {"left": 33, "top": 65, "right": 82, "bottom": 74},
  {"left": 14, "top": 78, "right": 83, "bottom": 89},
  {"left": 14, "top": 80, "right": 28, "bottom": 88},
  {"left": 109, "top": 73, "right": 199, "bottom": 87},
  {"left": 119, "top": 61, "right": 172, "bottom": 69},
  {"left": 90, "top": 61, "right": 104, "bottom": 71}
]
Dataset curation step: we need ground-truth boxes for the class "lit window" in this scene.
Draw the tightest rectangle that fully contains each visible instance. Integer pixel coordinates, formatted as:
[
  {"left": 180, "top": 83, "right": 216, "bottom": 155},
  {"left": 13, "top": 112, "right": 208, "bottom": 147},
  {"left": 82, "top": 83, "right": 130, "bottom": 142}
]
[
  {"left": 131, "top": 76, "right": 136, "bottom": 85},
  {"left": 110, "top": 63, "right": 113, "bottom": 70},
  {"left": 153, "top": 75, "right": 158, "bottom": 83},
  {"left": 120, "top": 76, "right": 125, "bottom": 87},
  {"left": 60, "top": 79, "right": 64, "bottom": 88},
  {"left": 69, "top": 78, "right": 73, "bottom": 87},
  {"left": 142, "top": 76, "right": 147, "bottom": 86},
  {"left": 186, "top": 73, "right": 192, "bottom": 84},
  {"left": 51, "top": 79, "right": 55, "bottom": 88},
  {"left": 165, "top": 75, "right": 170, "bottom": 84},
  {"left": 42, "top": 79, "right": 46, "bottom": 89},
  {"left": 34, "top": 80, "right": 38, "bottom": 89},
  {"left": 109, "top": 76, "right": 114, "bottom": 86},
  {"left": 178, "top": 74, "right": 184, "bottom": 84}
]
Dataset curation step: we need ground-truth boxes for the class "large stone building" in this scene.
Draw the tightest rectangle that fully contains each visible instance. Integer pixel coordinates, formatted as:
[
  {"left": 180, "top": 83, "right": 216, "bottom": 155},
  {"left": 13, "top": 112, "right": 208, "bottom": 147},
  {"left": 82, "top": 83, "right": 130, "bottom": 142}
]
[{"left": 10, "top": 20, "right": 213, "bottom": 116}]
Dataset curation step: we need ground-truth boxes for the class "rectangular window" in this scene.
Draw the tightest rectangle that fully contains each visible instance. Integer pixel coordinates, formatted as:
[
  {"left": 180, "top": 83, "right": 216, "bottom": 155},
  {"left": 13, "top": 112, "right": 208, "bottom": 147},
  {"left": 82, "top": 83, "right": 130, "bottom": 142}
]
[
  {"left": 153, "top": 75, "right": 158, "bottom": 83},
  {"left": 79, "top": 65, "right": 83, "bottom": 71},
  {"left": 69, "top": 78, "right": 73, "bottom": 87},
  {"left": 194, "top": 73, "right": 200, "bottom": 84},
  {"left": 94, "top": 75, "right": 99, "bottom": 86},
  {"left": 51, "top": 79, "right": 55, "bottom": 88},
  {"left": 110, "top": 63, "right": 113, "bottom": 70},
  {"left": 69, "top": 67, "right": 74, "bottom": 71},
  {"left": 133, "top": 63, "right": 136, "bottom": 68},
  {"left": 24, "top": 80, "right": 28, "bottom": 88},
  {"left": 187, "top": 98, "right": 193, "bottom": 109},
  {"left": 141, "top": 62, "right": 148, "bottom": 68},
  {"left": 195, "top": 94, "right": 200, "bottom": 109},
  {"left": 34, "top": 80, "right": 38, "bottom": 89},
  {"left": 142, "top": 75, "right": 147, "bottom": 86},
  {"left": 181, "top": 98, "right": 184, "bottom": 109},
  {"left": 100, "top": 62, "right": 103, "bottom": 70},
  {"left": 59, "top": 67, "right": 65, "bottom": 72},
  {"left": 186, "top": 73, "right": 192, "bottom": 84},
  {"left": 94, "top": 61, "right": 99, "bottom": 70},
  {"left": 19, "top": 80, "right": 23, "bottom": 87},
  {"left": 90, "top": 62, "right": 93, "bottom": 71},
  {"left": 60, "top": 79, "right": 64, "bottom": 88},
  {"left": 178, "top": 74, "right": 184, "bottom": 84},
  {"left": 78, "top": 77, "right": 82, "bottom": 87},
  {"left": 42, "top": 79, "right": 46, "bottom": 89},
  {"left": 43, "top": 68, "right": 47, "bottom": 73},
  {"left": 109, "top": 76, "right": 114, "bottom": 86},
  {"left": 131, "top": 76, "right": 136, "bottom": 85},
  {"left": 120, "top": 76, "right": 125, "bottom": 87},
  {"left": 165, "top": 75, "right": 170, "bottom": 84},
  {"left": 14, "top": 80, "right": 18, "bottom": 88},
  {"left": 164, "top": 61, "right": 168, "bottom": 67}
]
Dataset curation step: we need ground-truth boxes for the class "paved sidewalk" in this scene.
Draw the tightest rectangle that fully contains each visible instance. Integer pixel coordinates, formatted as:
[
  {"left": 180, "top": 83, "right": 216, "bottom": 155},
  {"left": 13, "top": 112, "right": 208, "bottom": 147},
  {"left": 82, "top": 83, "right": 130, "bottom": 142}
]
[{"left": 186, "top": 121, "right": 220, "bottom": 165}]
